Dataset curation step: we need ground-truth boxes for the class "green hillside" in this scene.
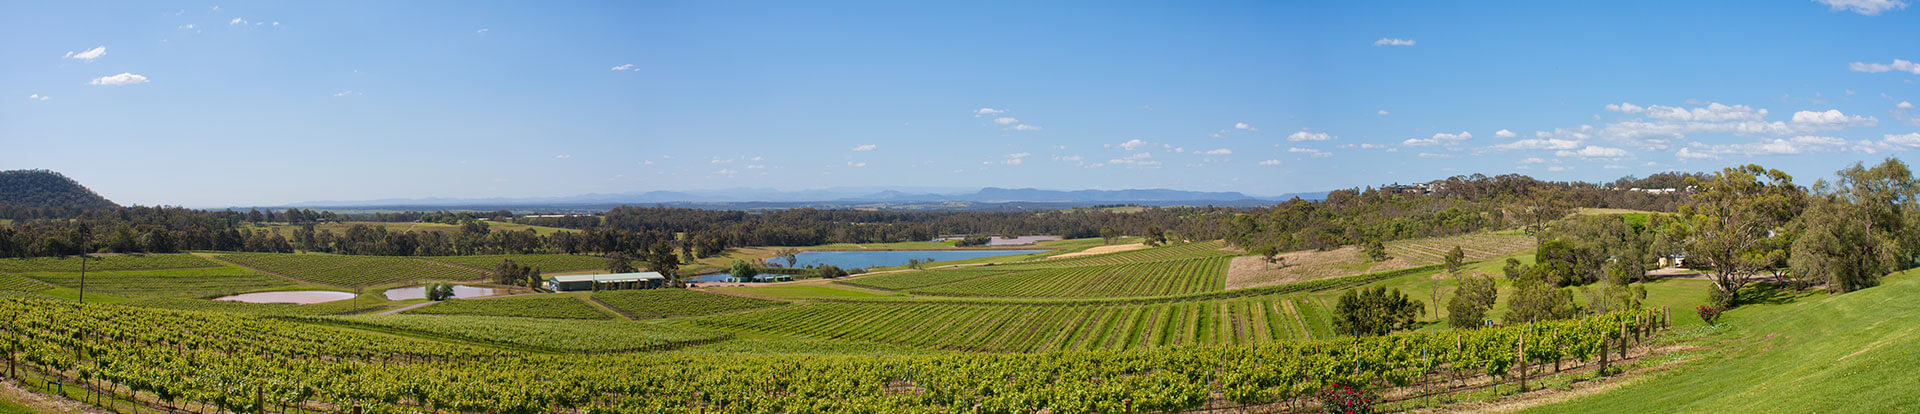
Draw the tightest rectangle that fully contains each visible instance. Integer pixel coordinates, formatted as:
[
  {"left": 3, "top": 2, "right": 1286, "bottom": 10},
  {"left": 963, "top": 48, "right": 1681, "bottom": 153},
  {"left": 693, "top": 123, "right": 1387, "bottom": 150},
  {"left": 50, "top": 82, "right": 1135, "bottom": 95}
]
[
  {"left": 1529, "top": 272, "right": 1920, "bottom": 412},
  {"left": 0, "top": 170, "right": 115, "bottom": 209}
]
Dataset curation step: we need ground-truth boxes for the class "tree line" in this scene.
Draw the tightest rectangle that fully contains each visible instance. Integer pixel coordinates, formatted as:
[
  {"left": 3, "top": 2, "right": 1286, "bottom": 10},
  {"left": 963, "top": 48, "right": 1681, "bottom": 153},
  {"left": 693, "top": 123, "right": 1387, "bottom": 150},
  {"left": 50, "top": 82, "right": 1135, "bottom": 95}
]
[{"left": 1333, "top": 159, "right": 1920, "bottom": 337}]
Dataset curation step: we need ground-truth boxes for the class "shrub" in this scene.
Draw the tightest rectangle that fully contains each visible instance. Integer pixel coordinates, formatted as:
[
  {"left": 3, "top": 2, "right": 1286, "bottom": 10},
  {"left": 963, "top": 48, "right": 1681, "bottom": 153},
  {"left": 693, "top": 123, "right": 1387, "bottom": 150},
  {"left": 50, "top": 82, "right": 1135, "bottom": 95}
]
[
  {"left": 1318, "top": 385, "right": 1377, "bottom": 414},
  {"left": 1696, "top": 305, "right": 1723, "bottom": 325}
]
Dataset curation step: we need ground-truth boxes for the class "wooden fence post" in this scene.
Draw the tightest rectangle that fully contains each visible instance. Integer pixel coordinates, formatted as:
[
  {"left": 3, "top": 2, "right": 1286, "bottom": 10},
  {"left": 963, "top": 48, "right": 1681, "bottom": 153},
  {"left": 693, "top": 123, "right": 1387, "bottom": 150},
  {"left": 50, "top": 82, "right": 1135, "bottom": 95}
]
[
  {"left": 1516, "top": 326, "right": 1527, "bottom": 392},
  {"left": 1617, "top": 320, "right": 1629, "bottom": 359}
]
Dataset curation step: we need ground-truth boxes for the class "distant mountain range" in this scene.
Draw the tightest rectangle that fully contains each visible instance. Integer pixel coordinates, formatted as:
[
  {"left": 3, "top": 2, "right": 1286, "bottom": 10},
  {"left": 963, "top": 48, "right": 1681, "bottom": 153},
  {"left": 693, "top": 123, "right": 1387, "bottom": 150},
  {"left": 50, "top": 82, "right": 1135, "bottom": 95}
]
[{"left": 278, "top": 187, "right": 1330, "bottom": 210}]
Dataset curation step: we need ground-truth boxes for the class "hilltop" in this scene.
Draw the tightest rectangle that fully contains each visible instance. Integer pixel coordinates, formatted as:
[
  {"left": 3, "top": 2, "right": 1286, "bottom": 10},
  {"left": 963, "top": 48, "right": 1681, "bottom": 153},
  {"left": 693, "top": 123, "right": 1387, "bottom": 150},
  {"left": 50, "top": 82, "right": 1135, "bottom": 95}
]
[{"left": 0, "top": 170, "right": 116, "bottom": 210}]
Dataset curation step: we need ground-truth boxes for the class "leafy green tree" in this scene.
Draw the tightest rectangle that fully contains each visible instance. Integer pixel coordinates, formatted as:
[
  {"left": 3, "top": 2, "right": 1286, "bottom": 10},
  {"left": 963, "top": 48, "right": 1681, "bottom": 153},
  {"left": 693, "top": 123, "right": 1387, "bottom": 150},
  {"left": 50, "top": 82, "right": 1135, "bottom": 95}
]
[
  {"left": 1333, "top": 286, "right": 1424, "bottom": 336},
  {"left": 1254, "top": 245, "right": 1282, "bottom": 268},
  {"left": 1578, "top": 282, "right": 1645, "bottom": 315},
  {"left": 492, "top": 260, "right": 541, "bottom": 286},
  {"left": 1790, "top": 194, "right": 1897, "bottom": 293},
  {"left": 1443, "top": 245, "right": 1465, "bottom": 275},
  {"left": 729, "top": 259, "right": 760, "bottom": 283},
  {"left": 1504, "top": 277, "right": 1579, "bottom": 324},
  {"left": 1685, "top": 165, "right": 1805, "bottom": 307},
  {"left": 1100, "top": 226, "right": 1119, "bottom": 245},
  {"left": 605, "top": 252, "right": 636, "bottom": 273},
  {"left": 1502, "top": 258, "right": 1524, "bottom": 280},
  {"left": 1446, "top": 275, "right": 1497, "bottom": 329},
  {"left": 1359, "top": 239, "right": 1389, "bottom": 262},
  {"left": 774, "top": 248, "right": 800, "bottom": 268},
  {"left": 816, "top": 264, "right": 848, "bottom": 279},
  {"left": 644, "top": 242, "right": 682, "bottom": 286},
  {"left": 1144, "top": 226, "right": 1167, "bottom": 247}
]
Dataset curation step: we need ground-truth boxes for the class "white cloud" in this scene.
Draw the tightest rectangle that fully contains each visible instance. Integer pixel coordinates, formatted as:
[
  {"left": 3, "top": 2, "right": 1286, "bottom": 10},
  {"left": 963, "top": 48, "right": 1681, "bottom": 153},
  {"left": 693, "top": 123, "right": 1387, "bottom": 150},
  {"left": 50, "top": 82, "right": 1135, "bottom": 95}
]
[
  {"left": 1287, "top": 131, "right": 1333, "bottom": 141},
  {"left": 1815, "top": 0, "right": 1909, "bottom": 15},
  {"left": 1118, "top": 139, "right": 1149, "bottom": 150},
  {"left": 716, "top": 169, "right": 739, "bottom": 175},
  {"left": 992, "top": 117, "right": 1019, "bottom": 125},
  {"left": 1676, "top": 147, "right": 1719, "bottom": 160},
  {"left": 851, "top": 144, "right": 877, "bottom": 152},
  {"left": 973, "top": 108, "right": 1005, "bottom": 117},
  {"left": 1495, "top": 138, "right": 1581, "bottom": 151},
  {"left": 1002, "top": 152, "right": 1032, "bottom": 165},
  {"left": 89, "top": 73, "right": 148, "bottom": 86},
  {"left": 555, "top": 154, "right": 572, "bottom": 159},
  {"left": 1006, "top": 124, "right": 1042, "bottom": 131},
  {"left": 1900, "top": 101, "right": 1915, "bottom": 109},
  {"left": 1288, "top": 147, "right": 1332, "bottom": 158},
  {"left": 1402, "top": 131, "right": 1471, "bottom": 147},
  {"left": 331, "top": 90, "right": 355, "bottom": 97},
  {"left": 1258, "top": 159, "right": 1282, "bottom": 166},
  {"left": 1373, "top": 38, "right": 1415, "bottom": 46},
  {"left": 1006, "top": 152, "right": 1032, "bottom": 158},
  {"left": 1611, "top": 102, "right": 1766, "bottom": 122},
  {"left": 1850, "top": 59, "right": 1920, "bottom": 75},
  {"left": 230, "top": 17, "right": 246, "bottom": 25},
  {"left": 1555, "top": 145, "right": 1631, "bottom": 159},
  {"left": 1678, "top": 136, "right": 1852, "bottom": 159},
  {"left": 1590, "top": 101, "right": 1878, "bottom": 151},
  {"left": 1054, "top": 154, "right": 1083, "bottom": 162},
  {"left": 1234, "top": 122, "right": 1256, "bottom": 131},
  {"left": 1883, "top": 132, "right": 1920, "bottom": 147},
  {"left": 476, "top": 28, "right": 489, "bottom": 34},
  {"left": 1520, "top": 157, "right": 1546, "bottom": 164},
  {"left": 610, "top": 64, "right": 634, "bottom": 71},
  {"left": 1494, "top": 129, "right": 1517, "bottom": 139},
  {"left": 1791, "top": 109, "right": 1876, "bottom": 127},
  {"left": 1417, "top": 152, "right": 1454, "bottom": 159},
  {"left": 1548, "top": 166, "right": 1568, "bottom": 172},
  {"left": 845, "top": 162, "right": 865, "bottom": 168},
  {"left": 1199, "top": 148, "right": 1232, "bottom": 155},
  {"left": 1359, "top": 143, "right": 1387, "bottom": 149},
  {"left": 1377, "top": 110, "right": 1390, "bottom": 115},
  {"left": 63, "top": 46, "right": 106, "bottom": 61},
  {"left": 27, "top": 94, "right": 49, "bottom": 101},
  {"left": 1108, "top": 152, "right": 1160, "bottom": 166}
]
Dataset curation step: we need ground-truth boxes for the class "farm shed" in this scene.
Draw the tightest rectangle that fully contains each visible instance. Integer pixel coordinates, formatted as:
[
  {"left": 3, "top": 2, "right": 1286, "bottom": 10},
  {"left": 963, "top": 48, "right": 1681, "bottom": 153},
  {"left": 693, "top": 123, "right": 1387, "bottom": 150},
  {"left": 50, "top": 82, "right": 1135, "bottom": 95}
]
[{"left": 548, "top": 272, "right": 665, "bottom": 292}]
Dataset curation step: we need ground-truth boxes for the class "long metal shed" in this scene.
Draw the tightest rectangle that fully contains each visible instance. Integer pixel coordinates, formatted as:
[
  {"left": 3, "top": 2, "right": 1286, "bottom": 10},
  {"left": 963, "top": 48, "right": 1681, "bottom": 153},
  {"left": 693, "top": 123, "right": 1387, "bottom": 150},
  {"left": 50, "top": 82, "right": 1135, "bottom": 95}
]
[{"left": 547, "top": 272, "right": 665, "bottom": 292}]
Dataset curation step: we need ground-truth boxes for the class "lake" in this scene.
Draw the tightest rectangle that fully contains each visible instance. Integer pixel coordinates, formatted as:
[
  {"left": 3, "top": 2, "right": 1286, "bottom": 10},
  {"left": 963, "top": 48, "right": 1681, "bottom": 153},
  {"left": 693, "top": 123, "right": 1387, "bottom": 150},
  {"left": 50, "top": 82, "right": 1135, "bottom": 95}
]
[
  {"left": 383, "top": 285, "right": 497, "bottom": 300},
  {"left": 768, "top": 250, "right": 1044, "bottom": 269},
  {"left": 215, "top": 291, "right": 357, "bottom": 304}
]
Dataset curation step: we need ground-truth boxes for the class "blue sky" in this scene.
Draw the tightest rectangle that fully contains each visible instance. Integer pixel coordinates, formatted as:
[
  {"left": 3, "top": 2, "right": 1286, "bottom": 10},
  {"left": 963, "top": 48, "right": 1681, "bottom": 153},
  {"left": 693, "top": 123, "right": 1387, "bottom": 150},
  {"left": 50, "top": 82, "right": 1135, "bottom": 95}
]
[{"left": 4, "top": 1, "right": 1920, "bottom": 207}]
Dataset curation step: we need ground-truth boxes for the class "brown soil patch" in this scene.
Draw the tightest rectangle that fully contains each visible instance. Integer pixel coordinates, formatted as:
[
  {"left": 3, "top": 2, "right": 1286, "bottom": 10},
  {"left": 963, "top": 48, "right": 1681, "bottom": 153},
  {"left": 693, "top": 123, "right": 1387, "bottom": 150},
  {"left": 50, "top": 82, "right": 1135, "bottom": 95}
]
[
  {"left": 1049, "top": 243, "right": 1147, "bottom": 259},
  {"left": 1225, "top": 246, "right": 1417, "bottom": 290}
]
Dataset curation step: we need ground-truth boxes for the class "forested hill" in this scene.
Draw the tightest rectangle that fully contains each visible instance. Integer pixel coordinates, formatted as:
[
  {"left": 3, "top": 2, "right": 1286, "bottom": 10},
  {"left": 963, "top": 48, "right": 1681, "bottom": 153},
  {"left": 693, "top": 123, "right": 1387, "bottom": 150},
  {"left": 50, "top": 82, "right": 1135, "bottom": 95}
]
[{"left": 0, "top": 170, "right": 117, "bottom": 210}]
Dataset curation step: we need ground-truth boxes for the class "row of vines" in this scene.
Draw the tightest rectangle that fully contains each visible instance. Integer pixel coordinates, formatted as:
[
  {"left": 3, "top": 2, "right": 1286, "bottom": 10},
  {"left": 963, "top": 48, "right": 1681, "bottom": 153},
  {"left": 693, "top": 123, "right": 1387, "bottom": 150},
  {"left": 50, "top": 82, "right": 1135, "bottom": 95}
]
[{"left": 0, "top": 297, "right": 1665, "bottom": 414}]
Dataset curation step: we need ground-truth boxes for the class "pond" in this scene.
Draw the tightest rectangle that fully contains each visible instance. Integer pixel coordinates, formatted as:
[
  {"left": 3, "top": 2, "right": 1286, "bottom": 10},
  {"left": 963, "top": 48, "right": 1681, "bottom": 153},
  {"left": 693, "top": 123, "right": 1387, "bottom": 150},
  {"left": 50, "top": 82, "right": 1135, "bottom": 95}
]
[
  {"left": 214, "top": 291, "right": 357, "bottom": 304},
  {"left": 383, "top": 285, "right": 498, "bottom": 300},
  {"left": 767, "top": 250, "right": 1045, "bottom": 270}
]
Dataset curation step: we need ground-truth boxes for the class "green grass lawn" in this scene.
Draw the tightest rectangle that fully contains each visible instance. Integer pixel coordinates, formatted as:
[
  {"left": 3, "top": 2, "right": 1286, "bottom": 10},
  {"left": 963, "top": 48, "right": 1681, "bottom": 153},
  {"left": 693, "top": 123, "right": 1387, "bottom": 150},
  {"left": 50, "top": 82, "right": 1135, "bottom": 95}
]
[
  {"left": 1525, "top": 271, "right": 1920, "bottom": 413},
  {"left": 0, "top": 398, "right": 33, "bottom": 414},
  {"left": 708, "top": 284, "right": 891, "bottom": 299}
]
